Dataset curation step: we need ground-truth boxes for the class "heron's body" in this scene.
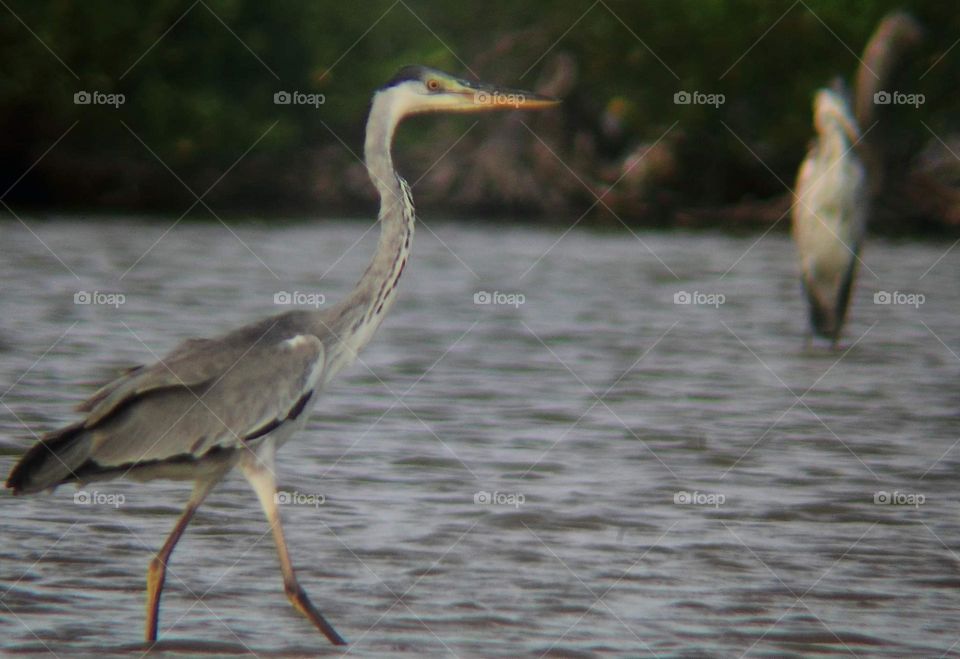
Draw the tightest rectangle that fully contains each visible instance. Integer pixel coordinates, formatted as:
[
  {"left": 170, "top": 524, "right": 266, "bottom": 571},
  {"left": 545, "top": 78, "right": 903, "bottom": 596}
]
[
  {"left": 792, "top": 89, "right": 868, "bottom": 346},
  {"left": 9, "top": 313, "right": 327, "bottom": 489},
  {"left": 7, "top": 137, "right": 415, "bottom": 492},
  {"left": 5, "top": 65, "right": 557, "bottom": 646}
]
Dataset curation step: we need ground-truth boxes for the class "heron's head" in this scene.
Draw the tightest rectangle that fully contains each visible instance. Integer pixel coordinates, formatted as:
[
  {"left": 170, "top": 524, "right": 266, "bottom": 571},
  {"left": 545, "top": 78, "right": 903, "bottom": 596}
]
[
  {"left": 812, "top": 89, "right": 860, "bottom": 144},
  {"left": 375, "top": 65, "right": 560, "bottom": 119}
]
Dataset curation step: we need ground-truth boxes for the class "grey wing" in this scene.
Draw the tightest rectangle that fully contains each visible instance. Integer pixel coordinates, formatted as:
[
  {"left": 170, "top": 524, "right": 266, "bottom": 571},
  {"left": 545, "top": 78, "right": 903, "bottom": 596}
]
[
  {"left": 82, "top": 334, "right": 263, "bottom": 425},
  {"left": 83, "top": 332, "right": 325, "bottom": 467}
]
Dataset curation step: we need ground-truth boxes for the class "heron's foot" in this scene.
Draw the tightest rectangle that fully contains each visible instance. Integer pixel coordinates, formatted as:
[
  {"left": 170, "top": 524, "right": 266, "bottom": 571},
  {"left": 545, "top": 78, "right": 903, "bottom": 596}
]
[{"left": 285, "top": 582, "right": 347, "bottom": 645}]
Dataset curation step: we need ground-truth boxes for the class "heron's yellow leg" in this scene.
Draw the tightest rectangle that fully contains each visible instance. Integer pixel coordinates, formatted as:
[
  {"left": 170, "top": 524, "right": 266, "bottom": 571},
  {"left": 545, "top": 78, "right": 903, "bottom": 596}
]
[
  {"left": 242, "top": 449, "right": 347, "bottom": 645},
  {"left": 145, "top": 478, "right": 218, "bottom": 643}
]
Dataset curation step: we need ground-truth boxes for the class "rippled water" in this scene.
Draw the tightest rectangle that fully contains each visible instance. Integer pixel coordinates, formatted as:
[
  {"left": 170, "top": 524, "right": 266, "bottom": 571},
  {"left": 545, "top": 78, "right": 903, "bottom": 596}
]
[{"left": 1, "top": 216, "right": 958, "bottom": 658}]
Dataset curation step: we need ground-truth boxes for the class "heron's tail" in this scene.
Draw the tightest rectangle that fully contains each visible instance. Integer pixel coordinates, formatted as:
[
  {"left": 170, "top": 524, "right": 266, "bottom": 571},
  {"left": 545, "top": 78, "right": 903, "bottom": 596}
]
[
  {"left": 804, "top": 259, "right": 858, "bottom": 345},
  {"left": 5, "top": 423, "right": 92, "bottom": 494},
  {"left": 804, "top": 283, "right": 840, "bottom": 343}
]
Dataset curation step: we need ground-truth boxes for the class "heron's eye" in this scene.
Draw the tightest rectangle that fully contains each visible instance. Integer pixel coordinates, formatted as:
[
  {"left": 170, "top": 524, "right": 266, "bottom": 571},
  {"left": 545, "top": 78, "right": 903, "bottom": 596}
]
[{"left": 426, "top": 79, "right": 441, "bottom": 92}]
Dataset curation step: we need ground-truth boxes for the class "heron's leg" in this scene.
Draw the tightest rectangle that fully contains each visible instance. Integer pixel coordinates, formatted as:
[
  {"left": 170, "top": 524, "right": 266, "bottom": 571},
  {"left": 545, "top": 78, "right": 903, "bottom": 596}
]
[
  {"left": 241, "top": 448, "right": 347, "bottom": 646},
  {"left": 145, "top": 477, "right": 218, "bottom": 642}
]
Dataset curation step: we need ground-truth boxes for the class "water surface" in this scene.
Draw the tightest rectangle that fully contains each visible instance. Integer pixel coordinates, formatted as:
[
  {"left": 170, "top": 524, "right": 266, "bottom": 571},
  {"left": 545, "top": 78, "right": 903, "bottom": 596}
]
[{"left": 1, "top": 217, "right": 958, "bottom": 657}]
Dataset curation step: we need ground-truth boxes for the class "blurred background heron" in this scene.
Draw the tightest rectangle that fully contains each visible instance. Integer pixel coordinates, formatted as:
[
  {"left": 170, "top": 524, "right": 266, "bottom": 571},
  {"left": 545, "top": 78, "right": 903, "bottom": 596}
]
[
  {"left": 792, "top": 87, "right": 867, "bottom": 347},
  {"left": 5, "top": 65, "right": 557, "bottom": 646},
  {"left": 792, "top": 11, "right": 922, "bottom": 347}
]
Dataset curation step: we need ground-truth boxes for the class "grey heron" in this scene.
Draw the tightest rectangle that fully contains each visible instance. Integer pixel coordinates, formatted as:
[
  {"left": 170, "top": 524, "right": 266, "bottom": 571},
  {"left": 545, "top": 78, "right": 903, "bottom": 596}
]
[
  {"left": 792, "top": 88, "right": 868, "bottom": 347},
  {"left": 5, "top": 65, "right": 558, "bottom": 646}
]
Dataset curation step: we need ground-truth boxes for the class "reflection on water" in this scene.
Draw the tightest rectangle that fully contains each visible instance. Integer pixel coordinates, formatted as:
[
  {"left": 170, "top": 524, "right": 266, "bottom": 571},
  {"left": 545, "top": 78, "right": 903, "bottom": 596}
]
[{"left": 1, "top": 217, "right": 958, "bottom": 657}]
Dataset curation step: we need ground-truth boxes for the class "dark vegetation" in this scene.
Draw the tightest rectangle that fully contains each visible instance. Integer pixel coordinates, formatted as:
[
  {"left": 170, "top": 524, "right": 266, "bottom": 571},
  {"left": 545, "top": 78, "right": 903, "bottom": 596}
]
[{"left": 1, "top": 1, "right": 958, "bottom": 232}]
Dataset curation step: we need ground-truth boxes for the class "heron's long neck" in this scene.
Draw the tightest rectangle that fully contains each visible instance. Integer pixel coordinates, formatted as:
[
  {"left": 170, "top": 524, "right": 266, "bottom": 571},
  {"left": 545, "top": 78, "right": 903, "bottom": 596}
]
[
  {"left": 819, "top": 122, "right": 853, "bottom": 163},
  {"left": 358, "top": 93, "right": 415, "bottom": 315},
  {"left": 322, "top": 92, "right": 414, "bottom": 369}
]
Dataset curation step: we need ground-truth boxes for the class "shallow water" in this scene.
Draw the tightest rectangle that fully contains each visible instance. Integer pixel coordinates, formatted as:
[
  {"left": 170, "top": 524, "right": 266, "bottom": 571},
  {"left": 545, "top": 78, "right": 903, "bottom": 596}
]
[{"left": 0, "top": 216, "right": 958, "bottom": 658}]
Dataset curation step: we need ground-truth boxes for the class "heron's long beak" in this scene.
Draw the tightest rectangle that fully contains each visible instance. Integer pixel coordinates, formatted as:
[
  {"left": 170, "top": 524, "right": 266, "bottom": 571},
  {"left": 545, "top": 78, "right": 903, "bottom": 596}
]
[{"left": 448, "top": 78, "right": 560, "bottom": 112}]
